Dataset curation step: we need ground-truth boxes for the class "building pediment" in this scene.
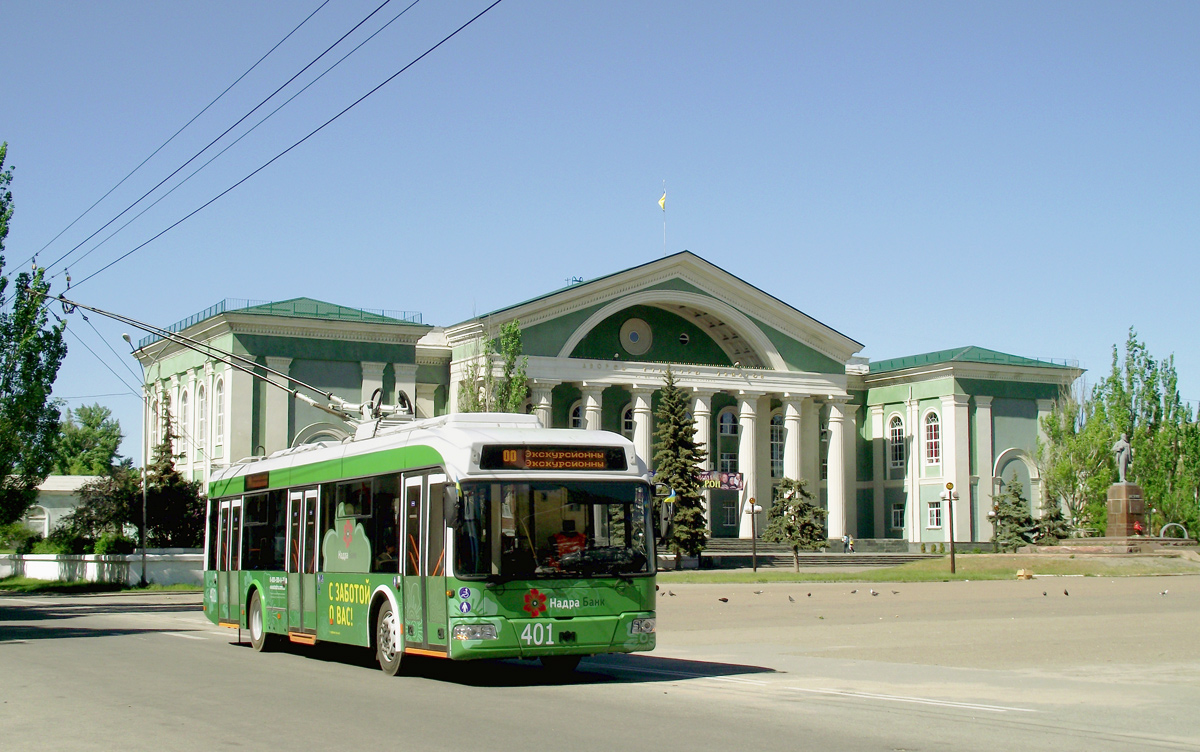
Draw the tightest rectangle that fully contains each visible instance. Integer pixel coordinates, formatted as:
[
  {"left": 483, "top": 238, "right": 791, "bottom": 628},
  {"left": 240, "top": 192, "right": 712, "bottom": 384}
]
[{"left": 446, "top": 252, "right": 862, "bottom": 374}]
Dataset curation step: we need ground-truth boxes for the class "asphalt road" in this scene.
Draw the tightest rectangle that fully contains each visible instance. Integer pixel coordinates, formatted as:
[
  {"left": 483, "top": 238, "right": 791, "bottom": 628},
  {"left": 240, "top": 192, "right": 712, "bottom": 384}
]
[{"left": 2, "top": 575, "right": 1198, "bottom": 751}]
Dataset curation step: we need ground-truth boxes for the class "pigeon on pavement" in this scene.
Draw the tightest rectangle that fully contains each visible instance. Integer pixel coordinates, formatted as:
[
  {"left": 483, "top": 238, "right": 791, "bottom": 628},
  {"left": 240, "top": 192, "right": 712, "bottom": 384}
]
[
  {"left": 1064, "top": 589, "right": 1070, "bottom": 596},
  {"left": 718, "top": 597, "right": 729, "bottom": 602},
  {"left": 788, "top": 595, "right": 796, "bottom": 602}
]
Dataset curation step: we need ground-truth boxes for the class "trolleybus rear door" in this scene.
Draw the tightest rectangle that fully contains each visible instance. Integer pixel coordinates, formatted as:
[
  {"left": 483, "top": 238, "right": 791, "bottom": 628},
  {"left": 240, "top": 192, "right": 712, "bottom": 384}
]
[
  {"left": 217, "top": 498, "right": 241, "bottom": 625},
  {"left": 287, "top": 488, "right": 320, "bottom": 637}
]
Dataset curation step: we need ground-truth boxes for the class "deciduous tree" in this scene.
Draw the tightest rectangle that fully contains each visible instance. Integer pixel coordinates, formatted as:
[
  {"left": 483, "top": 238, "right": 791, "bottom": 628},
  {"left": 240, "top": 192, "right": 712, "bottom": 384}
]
[
  {"left": 0, "top": 142, "right": 68, "bottom": 525},
  {"left": 56, "top": 403, "right": 124, "bottom": 475}
]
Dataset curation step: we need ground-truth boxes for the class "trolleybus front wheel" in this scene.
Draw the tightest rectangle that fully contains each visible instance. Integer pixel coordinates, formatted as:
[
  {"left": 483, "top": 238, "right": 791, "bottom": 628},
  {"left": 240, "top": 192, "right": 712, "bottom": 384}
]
[
  {"left": 248, "top": 590, "right": 275, "bottom": 653},
  {"left": 376, "top": 602, "right": 404, "bottom": 676},
  {"left": 540, "top": 655, "right": 582, "bottom": 675}
]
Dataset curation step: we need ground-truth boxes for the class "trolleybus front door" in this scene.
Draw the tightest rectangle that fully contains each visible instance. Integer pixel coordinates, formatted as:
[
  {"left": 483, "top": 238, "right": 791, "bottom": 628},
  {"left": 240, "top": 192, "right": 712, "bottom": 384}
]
[
  {"left": 287, "top": 488, "right": 320, "bottom": 638},
  {"left": 217, "top": 498, "right": 241, "bottom": 626},
  {"left": 402, "top": 472, "right": 449, "bottom": 653}
]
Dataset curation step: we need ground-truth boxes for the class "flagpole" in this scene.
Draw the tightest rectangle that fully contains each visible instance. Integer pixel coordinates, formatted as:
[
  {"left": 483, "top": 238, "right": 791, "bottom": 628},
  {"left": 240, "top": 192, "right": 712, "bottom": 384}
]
[{"left": 661, "top": 180, "right": 667, "bottom": 255}]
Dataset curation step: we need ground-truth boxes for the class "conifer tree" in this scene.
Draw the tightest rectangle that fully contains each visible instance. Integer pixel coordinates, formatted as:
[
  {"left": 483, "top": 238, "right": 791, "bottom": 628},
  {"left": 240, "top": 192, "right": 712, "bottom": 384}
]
[
  {"left": 651, "top": 366, "right": 707, "bottom": 568},
  {"left": 762, "top": 477, "right": 826, "bottom": 571},
  {"left": 145, "top": 397, "right": 203, "bottom": 547},
  {"left": 1036, "top": 490, "right": 1071, "bottom": 544},
  {"left": 991, "top": 473, "right": 1037, "bottom": 552}
]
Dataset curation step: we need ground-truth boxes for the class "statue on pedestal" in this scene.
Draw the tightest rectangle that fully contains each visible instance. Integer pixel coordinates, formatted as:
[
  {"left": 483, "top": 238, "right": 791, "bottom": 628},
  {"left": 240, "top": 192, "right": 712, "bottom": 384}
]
[{"left": 1112, "top": 433, "right": 1133, "bottom": 484}]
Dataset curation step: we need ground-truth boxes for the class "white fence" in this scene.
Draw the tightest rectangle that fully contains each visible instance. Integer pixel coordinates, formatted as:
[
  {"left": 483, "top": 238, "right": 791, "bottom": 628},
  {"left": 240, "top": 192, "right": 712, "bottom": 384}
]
[{"left": 0, "top": 549, "right": 203, "bottom": 587}]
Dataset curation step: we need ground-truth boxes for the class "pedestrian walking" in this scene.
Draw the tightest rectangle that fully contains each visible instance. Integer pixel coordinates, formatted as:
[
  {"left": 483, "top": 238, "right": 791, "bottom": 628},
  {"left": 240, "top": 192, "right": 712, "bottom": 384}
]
[{"left": 841, "top": 534, "right": 849, "bottom": 553}]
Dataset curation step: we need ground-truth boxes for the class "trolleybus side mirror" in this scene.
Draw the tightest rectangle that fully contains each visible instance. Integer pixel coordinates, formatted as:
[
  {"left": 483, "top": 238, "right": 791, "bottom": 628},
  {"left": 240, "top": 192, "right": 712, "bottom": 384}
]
[
  {"left": 653, "top": 483, "right": 670, "bottom": 498},
  {"left": 443, "top": 485, "right": 460, "bottom": 527}
]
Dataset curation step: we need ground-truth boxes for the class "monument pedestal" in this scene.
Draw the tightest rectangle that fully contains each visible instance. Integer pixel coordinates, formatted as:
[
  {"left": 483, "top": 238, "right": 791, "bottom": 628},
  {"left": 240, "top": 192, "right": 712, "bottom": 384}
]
[{"left": 1106, "top": 483, "right": 1145, "bottom": 537}]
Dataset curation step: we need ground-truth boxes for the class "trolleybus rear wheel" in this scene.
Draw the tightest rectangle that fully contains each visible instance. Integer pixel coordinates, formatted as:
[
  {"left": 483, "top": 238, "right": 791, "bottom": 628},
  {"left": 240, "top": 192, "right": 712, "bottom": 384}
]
[
  {"left": 249, "top": 590, "right": 274, "bottom": 652},
  {"left": 540, "top": 655, "right": 582, "bottom": 675},
  {"left": 376, "top": 602, "right": 404, "bottom": 676}
]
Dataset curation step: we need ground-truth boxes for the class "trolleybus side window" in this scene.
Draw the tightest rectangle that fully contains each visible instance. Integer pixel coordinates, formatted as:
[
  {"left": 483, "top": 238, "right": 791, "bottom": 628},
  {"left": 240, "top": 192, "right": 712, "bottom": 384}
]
[
  {"left": 303, "top": 494, "right": 317, "bottom": 574},
  {"left": 218, "top": 504, "right": 230, "bottom": 571},
  {"left": 206, "top": 501, "right": 219, "bottom": 570},
  {"left": 229, "top": 504, "right": 242, "bottom": 571},
  {"left": 372, "top": 475, "right": 399, "bottom": 573},
  {"left": 428, "top": 476, "right": 446, "bottom": 576},
  {"left": 241, "top": 491, "right": 287, "bottom": 571}
]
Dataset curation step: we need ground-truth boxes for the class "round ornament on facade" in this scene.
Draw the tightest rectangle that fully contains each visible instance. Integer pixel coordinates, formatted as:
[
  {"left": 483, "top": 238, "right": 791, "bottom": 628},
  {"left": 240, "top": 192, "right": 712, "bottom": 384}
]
[
  {"left": 678, "top": 333, "right": 690, "bottom": 346},
  {"left": 619, "top": 318, "right": 653, "bottom": 356}
]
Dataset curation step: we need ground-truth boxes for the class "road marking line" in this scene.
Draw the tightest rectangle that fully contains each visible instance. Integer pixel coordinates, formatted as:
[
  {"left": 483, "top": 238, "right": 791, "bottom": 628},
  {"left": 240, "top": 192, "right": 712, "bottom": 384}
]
[
  {"left": 785, "top": 687, "right": 1036, "bottom": 713},
  {"left": 711, "top": 676, "right": 769, "bottom": 686},
  {"left": 163, "top": 632, "right": 205, "bottom": 640}
]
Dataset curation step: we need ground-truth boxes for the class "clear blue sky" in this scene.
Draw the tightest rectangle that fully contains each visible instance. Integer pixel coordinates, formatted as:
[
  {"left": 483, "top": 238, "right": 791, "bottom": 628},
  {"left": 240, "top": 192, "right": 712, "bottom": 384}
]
[{"left": 3, "top": 1, "right": 1198, "bottom": 462}]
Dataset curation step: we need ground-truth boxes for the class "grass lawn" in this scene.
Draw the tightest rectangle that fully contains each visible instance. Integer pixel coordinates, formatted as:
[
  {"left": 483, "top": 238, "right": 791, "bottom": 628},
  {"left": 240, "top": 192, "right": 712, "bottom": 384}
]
[
  {"left": 0, "top": 577, "right": 201, "bottom": 594},
  {"left": 657, "top": 553, "right": 1200, "bottom": 584}
]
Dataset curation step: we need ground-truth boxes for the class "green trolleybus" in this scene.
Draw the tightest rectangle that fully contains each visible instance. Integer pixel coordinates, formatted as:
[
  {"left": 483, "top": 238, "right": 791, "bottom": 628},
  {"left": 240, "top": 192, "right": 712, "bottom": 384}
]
[{"left": 202, "top": 413, "right": 656, "bottom": 674}]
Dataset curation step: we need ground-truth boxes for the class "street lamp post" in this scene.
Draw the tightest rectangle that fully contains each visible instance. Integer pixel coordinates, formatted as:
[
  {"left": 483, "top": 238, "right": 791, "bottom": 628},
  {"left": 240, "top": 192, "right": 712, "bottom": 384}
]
[
  {"left": 941, "top": 482, "right": 959, "bottom": 574},
  {"left": 123, "top": 333, "right": 148, "bottom": 588},
  {"left": 744, "top": 497, "right": 762, "bottom": 571}
]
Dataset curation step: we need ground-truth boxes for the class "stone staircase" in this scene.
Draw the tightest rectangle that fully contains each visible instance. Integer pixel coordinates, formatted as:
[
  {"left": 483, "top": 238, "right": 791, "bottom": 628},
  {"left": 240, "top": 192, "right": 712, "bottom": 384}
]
[{"left": 668, "top": 538, "right": 940, "bottom": 568}]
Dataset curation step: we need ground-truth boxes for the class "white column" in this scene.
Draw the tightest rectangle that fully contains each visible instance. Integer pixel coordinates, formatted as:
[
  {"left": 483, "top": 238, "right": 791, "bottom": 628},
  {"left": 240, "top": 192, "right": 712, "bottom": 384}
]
[
  {"left": 185, "top": 369, "right": 197, "bottom": 471},
  {"left": 842, "top": 401, "right": 858, "bottom": 537},
  {"left": 202, "top": 362, "right": 214, "bottom": 486},
  {"left": 361, "top": 361, "right": 386, "bottom": 405},
  {"left": 691, "top": 390, "right": 714, "bottom": 532},
  {"left": 871, "top": 405, "right": 885, "bottom": 538},
  {"left": 531, "top": 383, "right": 556, "bottom": 428},
  {"left": 906, "top": 394, "right": 920, "bottom": 542},
  {"left": 265, "top": 356, "right": 293, "bottom": 454},
  {"left": 632, "top": 388, "right": 656, "bottom": 469},
  {"left": 169, "top": 375, "right": 180, "bottom": 457},
  {"left": 942, "top": 393, "right": 971, "bottom": 542},
  {"left": 737, "top": 395, "right": 759, "bottom": 538},
  {"left": 581, "top": 385, "right": 604, "bottom": 431},
  {"left": 826, "top": 399, "right": 848, "bottom": 541},
  {"left": 975, "top": 396, "right": 995, "bottom": 540},
  {"left": 393, "top": 363, "right": 418, "bottom": 415},
  {"left": 782, "top": 398, "right": 803, "bottom": 481}
]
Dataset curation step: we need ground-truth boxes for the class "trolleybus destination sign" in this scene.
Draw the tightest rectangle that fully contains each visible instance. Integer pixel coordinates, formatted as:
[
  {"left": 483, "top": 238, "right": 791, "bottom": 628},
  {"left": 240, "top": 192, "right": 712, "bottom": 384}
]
[{"left": 479, "top": 445, "right": 628, "bottom": 471}]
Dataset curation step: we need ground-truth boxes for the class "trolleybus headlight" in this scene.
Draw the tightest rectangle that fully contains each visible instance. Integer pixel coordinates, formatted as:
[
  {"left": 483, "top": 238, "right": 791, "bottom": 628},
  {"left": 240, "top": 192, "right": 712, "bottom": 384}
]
[
  {"left": 630, "top": 618, "right": 656, "bottom": 634},
  {"left": 452, "top": 624, "right": 498, "bottom": 641}
]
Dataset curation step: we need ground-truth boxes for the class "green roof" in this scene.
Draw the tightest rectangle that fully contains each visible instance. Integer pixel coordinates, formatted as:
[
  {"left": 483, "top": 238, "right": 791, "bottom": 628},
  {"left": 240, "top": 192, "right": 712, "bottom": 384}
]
[
  {"left": 138, "top": 297, "right": 424, "bottom": 349},
  {"left": 868, "top": 346, "right": 1079, "bottom": 374}
]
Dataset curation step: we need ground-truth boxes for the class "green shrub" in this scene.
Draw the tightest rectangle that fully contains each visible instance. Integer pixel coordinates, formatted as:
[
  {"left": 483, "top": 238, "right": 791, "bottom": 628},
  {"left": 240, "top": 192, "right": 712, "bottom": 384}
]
[
  {"left": 920, "top": 543, "right": 926, "bottom": 553},
  {"left": 94, "top": 533, "right": 135, "bottom": 555},
  {"left": 32, "top": 529, "right": 87, "bottom": 555},
  {"left": 0, "top": 523, "right": 42, "bottom": 554},
  {"left": 938, "top": 543, "right": 946, "bottom": 554}
]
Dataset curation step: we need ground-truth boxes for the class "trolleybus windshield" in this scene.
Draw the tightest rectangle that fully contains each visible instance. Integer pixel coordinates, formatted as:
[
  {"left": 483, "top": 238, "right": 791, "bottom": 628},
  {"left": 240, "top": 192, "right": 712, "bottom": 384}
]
[{"left": 454, "top": 480, "right": 652, "bottom": 580}]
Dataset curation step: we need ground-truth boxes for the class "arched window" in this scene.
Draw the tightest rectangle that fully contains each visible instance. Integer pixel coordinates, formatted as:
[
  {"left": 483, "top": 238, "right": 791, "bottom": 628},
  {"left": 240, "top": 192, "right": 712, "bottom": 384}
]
[
  {"left": 770, "top": 413, "right": 784, "bottom": 478},
  {"left": 622, "top": 404, "right": 635, "bottom": 440},
  {"left": 569, "top": 401, "right": 583, "bottom": 429},
  {"left": 718, "top": 409, "right": 738, "bottom": 436},
  {"left": 889, "top": 416, "right": 905, "bottom": 468},
  {"left": 179, "top": 390, "right": 189, "bottom": 463},
  {"left": 924, "top": 412, "right": 941, "bottom": 466},
  {"left": 214, "top": 379, "right": 224, "bottom": 451},
  {"left": 197, "top": 384, "right": 207, "bottom": 460}
]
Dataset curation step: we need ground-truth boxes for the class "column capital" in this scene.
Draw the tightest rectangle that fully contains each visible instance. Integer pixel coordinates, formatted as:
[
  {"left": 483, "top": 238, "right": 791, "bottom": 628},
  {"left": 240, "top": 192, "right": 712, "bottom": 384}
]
[
  {"left": 1036, "top": 398, "right": 1055, "bottom": 412},
  {"left": 629, "top": 385, "right": 655, "bottom": 397},
  {"left": 942, "top": 393, "right": 971, "bottom": 408},
  {"left": 974, "top": 395, "right": 993, "bottom": 408},
  {"left": 869, "top": 403, "right": 884, "bottom": 416}
]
